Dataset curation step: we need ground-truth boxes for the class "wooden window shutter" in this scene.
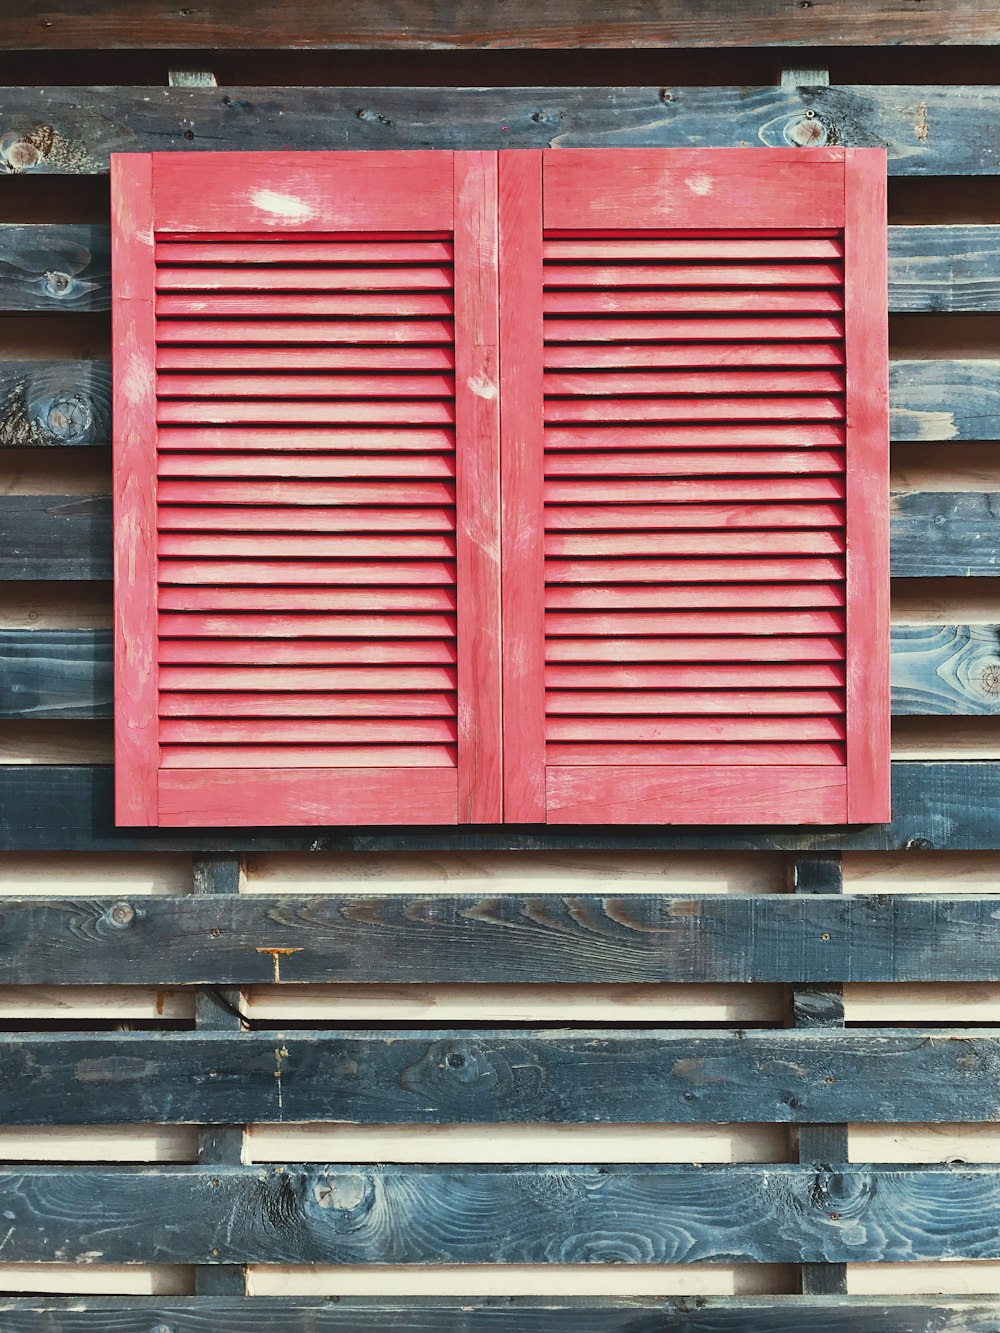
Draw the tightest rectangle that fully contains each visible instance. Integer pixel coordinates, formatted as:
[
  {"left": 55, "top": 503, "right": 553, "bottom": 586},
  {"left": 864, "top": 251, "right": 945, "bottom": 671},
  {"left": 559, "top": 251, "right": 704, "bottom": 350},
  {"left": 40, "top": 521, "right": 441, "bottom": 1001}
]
[
  {"left": 112, "top": 152, "right": 501, "bottom": 826},
  {"left": 499, "top": 149, "right": 889, "bottom": 825}
]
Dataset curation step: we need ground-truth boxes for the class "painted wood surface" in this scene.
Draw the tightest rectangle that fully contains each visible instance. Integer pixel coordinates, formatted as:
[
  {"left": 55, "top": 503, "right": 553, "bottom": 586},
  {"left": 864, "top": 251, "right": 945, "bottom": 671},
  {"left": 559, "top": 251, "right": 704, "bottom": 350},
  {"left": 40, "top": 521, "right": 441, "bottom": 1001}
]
[
  {"left": 3, "top": 1297, "right": 1000, "bottom": 1332},
  {"left": 0, "top": 86, "right": 998, "bottom": 175},
  {"left": 0, "top": 496, "right": 111, "bottom": 578},
  {"left": 789, "top": 856, "right": 848, "bottom": 1295},
  {"left": 6, "top": 893, "right": 1000, "bottom": 984},
  {"left": 0, "top": 630, "right": 111, "bottom": 719},
  {"left": 0, "top": 361, "right": 110, "bottom": 446},
  {"left": 890, "top": 360, "right": 1000, "bottom": 442},
  {"left": 5, "top": 358, "right": 992, "bottom": 451},
  {"left": 3, "top": 1, "right": 999, "bottom": 48},
  {"left": 5, "top": 490, "right": 997, "bottom": 581},
  {"left": 6, "top": 626, "right": 1000, "bottom": 719},
  {"left": 889, "top": 225, "right": 1000, "bottom": 312},
  {"left": 5, "top": 1163, "right": 1000, "bottom": 1264},
  {"left": 1, "top": 760, "right": 998, "bottom": 850},
  {"left": 7, "top": 1028, "right": 1000, "bottom": 1125},
  {"left": 3, "top": 223, "right": 997, "bottom": 313}
]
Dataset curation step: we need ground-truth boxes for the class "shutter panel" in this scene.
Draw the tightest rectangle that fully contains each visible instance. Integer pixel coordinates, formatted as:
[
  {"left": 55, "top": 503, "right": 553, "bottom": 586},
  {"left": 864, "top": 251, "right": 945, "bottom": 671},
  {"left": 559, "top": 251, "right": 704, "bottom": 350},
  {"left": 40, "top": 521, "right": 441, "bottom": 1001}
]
[
  {"left": 500, "top": 149, "right": 889, "bottom": 825},
  {"left": 113, "top": 152, "right": 501, "bottom": 826}
]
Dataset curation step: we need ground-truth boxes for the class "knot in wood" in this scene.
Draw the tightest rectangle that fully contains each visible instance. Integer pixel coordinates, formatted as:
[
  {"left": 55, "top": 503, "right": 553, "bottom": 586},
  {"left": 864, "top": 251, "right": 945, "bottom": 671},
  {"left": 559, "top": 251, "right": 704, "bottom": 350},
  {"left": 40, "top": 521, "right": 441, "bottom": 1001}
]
[
  {"left": 787, "top": 115, "right": 829, "bottom": 147},
  {"left": 977, "top": 662, "right": 1000, "bottom": 698},
  {"left": 43, "top": 270, "right": 72, "bottom": 297},
  {"left": 110, "top": 901, "right": 135, "bottom": 927},
  {"left": 0, "top": 136, "right": 41, "bottom": 171},
  {"left": 45, "top": 392, "right": 93, "bottom": 443}
]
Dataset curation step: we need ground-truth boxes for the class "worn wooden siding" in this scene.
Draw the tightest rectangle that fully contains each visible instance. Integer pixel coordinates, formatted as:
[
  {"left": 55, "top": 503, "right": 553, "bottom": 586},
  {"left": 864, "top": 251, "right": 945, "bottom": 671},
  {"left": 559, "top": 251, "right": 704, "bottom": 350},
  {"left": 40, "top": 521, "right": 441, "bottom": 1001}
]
[{"left": 3, "top": 28, "right": 1000, "bottom": 1326}]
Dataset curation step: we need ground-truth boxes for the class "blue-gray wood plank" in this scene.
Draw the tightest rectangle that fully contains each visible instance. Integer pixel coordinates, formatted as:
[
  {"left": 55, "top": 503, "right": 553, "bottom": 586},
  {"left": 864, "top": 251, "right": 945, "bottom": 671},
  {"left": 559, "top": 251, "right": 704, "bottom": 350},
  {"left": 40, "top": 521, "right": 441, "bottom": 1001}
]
[
  {"left": 4, "top": 625, "right": 1000, "bottom": 719},
  {"left": 5, "top": 1164, "right": 1000, "bottom": 1264},
  {"left": 3, "top": 358, "right": 996, "bottom": 449},
  {"left": 0, "top": 86, "right": 998, "bottom": 174},
  {"left": 2, "top": 761, "right": 999, "bottom": 850},
  {"left": 5, "top": 1029, "right": 1000, "bottom": 1125},
  {"left": 4, "top": 893, "right": 1000, "bottom": 985},
  {"left": 1, "top": 1296, "right": 999, "bottom": 1331},
  {"left": 2, "top": 222, "right": 996, "bottom": 313},
  {"left": 5, "top": 485, "right": 1000, "bottom": 580}
]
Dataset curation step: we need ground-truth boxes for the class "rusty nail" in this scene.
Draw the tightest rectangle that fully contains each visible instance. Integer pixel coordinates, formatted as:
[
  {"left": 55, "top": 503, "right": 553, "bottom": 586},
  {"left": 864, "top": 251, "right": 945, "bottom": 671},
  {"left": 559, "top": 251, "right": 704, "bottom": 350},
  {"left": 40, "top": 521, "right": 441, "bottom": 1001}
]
[{"left": 111, "top": 901, "right": 135, "bottom": 927}]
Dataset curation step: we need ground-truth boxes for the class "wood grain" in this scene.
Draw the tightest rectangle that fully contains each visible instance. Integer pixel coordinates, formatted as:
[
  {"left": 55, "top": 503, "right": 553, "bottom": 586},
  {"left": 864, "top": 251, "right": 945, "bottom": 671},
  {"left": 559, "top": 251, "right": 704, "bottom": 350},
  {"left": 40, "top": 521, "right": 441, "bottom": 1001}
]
[
  {"left": 3, "top": 1, "right": 1000, "bottom": 48},
  {"left": 890, "top": 360, "right": 1000, "bottom": 442},
  {"left": 892, "top": 625, "right": 1000, "bottom": 713},
  {"left": 7, "top": 626, "right": 1000, "bottom": 719},
  {"left": 2, "top": 359, "right": 990, "bottom": 451},
  {"left": 5, "top": 1163, "right": 1000, "bottom": 1264},
  {"left": 6, "top": 893, "right": 1000, "bottom": 984},
  {"left": 0, "top": 224, "right": 109, "bottom": 312},
  {"left": 0, "top": 629, "right": 111, "bottom": 718},
  {"left": 3, "top": 1296, "right": 1000, "bottom": 1331},
  {"left": 3, "top": 223, "right": 997, "bottom": 313},
  {"left": 0, "top": 361, "right": 110, "bottom": 446},
  {"left": 7, "top": 1028, "right": 1000, "bottom": 1125},
  {"left": 0, "top": 497, "right": 111, "bottom": 578},
  {"left": 0, "top": 86, "right": 997, "bottom": 175},
  {"left": 891, "top": 494, "right": 1000, "bottom": 576},
  {"left": 2, "top": 761, "right": 999, "bottom": 850}
]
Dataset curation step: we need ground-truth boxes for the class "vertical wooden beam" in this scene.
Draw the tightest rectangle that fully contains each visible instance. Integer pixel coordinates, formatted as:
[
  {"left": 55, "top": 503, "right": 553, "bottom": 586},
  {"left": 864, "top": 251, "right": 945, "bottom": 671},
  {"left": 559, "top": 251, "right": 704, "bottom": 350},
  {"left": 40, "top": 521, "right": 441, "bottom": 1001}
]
[
  {"left": 789, "top": 852, "right": 849, "bottom": 1296},
  {"left": 192, "top": 855, "right": 246, "bottom": 1297}
]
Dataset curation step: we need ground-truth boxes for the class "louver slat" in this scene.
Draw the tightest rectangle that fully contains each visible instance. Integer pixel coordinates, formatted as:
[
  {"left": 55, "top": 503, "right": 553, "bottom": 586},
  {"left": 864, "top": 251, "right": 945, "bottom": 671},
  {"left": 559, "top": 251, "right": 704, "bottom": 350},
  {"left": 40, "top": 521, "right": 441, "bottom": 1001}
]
[
  {"left": 500, "top": 149, "right": 889, "bottom": 825},
  {"left": 113, "top": 151, "right": 501, "bottom": 826}
]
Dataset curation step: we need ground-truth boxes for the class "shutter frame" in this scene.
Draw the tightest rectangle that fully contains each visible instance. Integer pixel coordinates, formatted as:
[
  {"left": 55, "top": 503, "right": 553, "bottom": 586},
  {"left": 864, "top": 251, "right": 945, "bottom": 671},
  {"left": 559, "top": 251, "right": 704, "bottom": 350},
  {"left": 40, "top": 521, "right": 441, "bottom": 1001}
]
[
  {"left": 499, "top": 147, "right": 890, "bottom": 826},
  {"left": 112, "top": 150, "right": 502, "bottom": 827}
]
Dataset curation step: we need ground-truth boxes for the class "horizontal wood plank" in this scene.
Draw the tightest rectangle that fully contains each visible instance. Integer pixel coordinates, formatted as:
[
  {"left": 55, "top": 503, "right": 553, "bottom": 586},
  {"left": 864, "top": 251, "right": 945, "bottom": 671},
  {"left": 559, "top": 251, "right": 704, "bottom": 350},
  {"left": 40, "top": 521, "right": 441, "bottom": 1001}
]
[
  {"left": 6, "top": 1028, "right": 1000, "bottom": 1124},
  {"left": 0, "top": 86, "right": 997, "bottom": 174},
  {"left": 3, "top": 1, "right": 999, "bottom": 47},
  {"left": 3, "top": 359, "right": 991, "bottom": 451},
  {"left": 890, "top": 360, "right": 1000, "bottom": 442},
  {"left": 0, "top": 761, "right": 998, "bottom": 850},
  {"left": 0, "top": 361, "right": 110, "bottom": 446},
  {"left": 0, "top": 496, "right": 111, "bottom": 579},
  {"left": 6, "top": 626, "right": 998, "bottom": 718},
  {"left": 4, "top": 1163, "right": 1000, "bottom": 1263},
  {"left": 1, "top": 1297, "right": 998, "bottom": 1332},
  {"left": 6, "top": 222, "right": 995, "bottom": 314},
  {"left": 0, "top": 224, "right": 109, "bottom": 313},
  {"left": 5, "top": 894, "right": 1000, "bottom": 986},
  {"left": 2, "top": 490, "right": 995, "bottom": 580},
  {"left": 0, "top": 629, "right": 111, "bottom": 719}
]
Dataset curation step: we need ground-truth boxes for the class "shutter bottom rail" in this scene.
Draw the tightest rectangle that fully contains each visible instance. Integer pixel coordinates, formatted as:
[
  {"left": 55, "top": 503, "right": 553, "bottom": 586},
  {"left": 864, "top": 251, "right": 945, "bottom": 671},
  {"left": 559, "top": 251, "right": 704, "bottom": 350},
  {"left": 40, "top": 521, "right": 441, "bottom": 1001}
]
[{"left": 1, "top": 1296, "right": 998, "bottom": 1332}]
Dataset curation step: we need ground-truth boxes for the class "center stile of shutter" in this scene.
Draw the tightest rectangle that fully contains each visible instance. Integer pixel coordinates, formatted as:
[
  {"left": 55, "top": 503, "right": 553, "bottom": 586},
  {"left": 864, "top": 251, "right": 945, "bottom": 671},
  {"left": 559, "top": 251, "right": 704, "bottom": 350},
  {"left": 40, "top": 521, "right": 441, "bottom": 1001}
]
[
  {"left": 152, "top": 234, "right": 459, "bottom": 772},
  {"left": 541, "top": 232, "right": 847, "bottom": 768}
]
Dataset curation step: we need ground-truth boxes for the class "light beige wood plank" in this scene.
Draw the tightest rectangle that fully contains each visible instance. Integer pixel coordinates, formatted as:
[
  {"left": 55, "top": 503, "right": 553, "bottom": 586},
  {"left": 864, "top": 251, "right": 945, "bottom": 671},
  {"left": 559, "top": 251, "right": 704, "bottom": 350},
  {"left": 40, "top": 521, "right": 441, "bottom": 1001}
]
[
  {"left": 0, "top": 1265, "right": 194, "bottom": 1294},
  {"left": 243, "top": 851, "right": 785, "bottom": 895},
  {"left": 843, "top": 850, "right": 1000, "bottom": 892},
  {"left": 0, "top": 1125, "right": 199, "bottom": 1161},
  {"left": 0, "top": 852, "right": 191, "bottom": 894},
  {"left": 0, "top": 721, "right": 112, "bottom": 764},
  {"left": 0, "top": 986, "right": 194, "bottom": 1019},
  {"left": 248, "top": 1123, "right": 788, "bottom": 1165},
  {"left": 849, "top": 1263, "right": 1000, "bottom": 1294},
  {"left": 244, "top": 982, "right": 785, "bottom": 1023},
  {"left": 247, "top": 1264, "right": 797, "bottom": 1297},
  {"left": 845, "top": 982, "right": 1000, "bottom": 1020},
  {"left": 850, "top": 1124, "right": 1000, "bottom": 1162}
]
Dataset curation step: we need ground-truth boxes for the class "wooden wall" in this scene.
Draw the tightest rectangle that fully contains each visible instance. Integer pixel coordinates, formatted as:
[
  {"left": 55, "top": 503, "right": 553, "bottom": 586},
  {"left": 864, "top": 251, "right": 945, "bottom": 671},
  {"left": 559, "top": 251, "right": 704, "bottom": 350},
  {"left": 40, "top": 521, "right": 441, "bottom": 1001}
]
[{"left": 3, "top": 5, "right": 1000, "bottom": 1326}]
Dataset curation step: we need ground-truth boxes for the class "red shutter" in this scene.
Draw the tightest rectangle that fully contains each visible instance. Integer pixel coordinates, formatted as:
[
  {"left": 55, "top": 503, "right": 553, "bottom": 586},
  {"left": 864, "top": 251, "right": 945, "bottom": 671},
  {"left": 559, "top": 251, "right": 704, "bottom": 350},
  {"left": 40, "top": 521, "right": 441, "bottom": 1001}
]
[
  {"left": 500, "top": 149, "right": 889, "bottom": 825},
  {"left": 113, "top": 152, "right": 501, "bottom": 826}
]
